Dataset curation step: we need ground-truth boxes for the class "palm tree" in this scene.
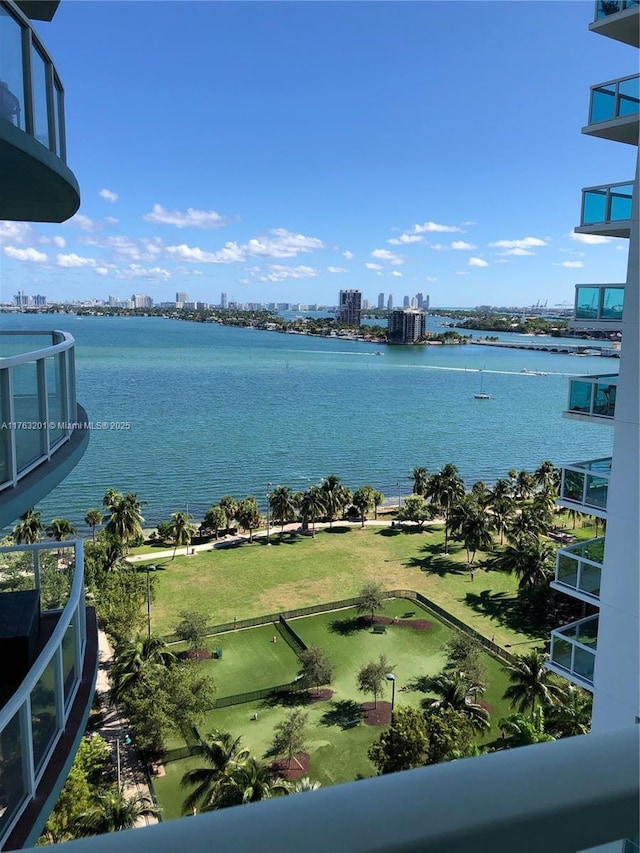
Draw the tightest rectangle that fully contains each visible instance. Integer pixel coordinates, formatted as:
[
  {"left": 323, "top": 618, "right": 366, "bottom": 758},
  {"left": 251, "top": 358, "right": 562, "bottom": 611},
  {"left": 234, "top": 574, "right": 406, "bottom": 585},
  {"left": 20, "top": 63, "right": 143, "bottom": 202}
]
[
  {"left": 502, "top": 650, "right": 566, "bottom": 717},
  {"left": 448, "top": 496, "right": 493, "bottom": 564},
  {"left": 203, "top": 504, "right": 226, "bottom": 539},
  {"left": 471, "top": 480, "right": 489, "bottom": 507},
  {"left": 105, "top": 492, "right": 146, "bottom": 545},
  {"left": 269, "top": 485, "right": 296, "bottom": 532},
  {"left": 352, "top": 485, "right": 375, "bottom": 528},
  {"left": 545, "top": 685, "right": 592, "bottom": 737},
  {"left": 102, "top": 487, "right": 120, "bottom": 513},
  {"left": 515, "top": 470, "right": 536, "bottom": 502},
  {"left": 533, "top": 460, "right": 556, "bottom": 491},
  {"left": 219, "top": 496, "right": 238, "bottom": 534},
  {"left": 12, "top": 509, "right": 43, "bottom": 544},
  {"left": 489, "top": 497, "right": 515, "bottom": 546},
  {"left": 74, "top": 788, "right": 159, "bottom": 836},
  {"left": 222, "top": 756, "right": 291, "bottom": 807},
  {"left": 299, "top": 486, "right": 326, "bottom": 537},
  {"left": 488, "top": 478, "right": 512, "bottom": 504},
  {"left": 425, "top": 464, "right": 465, "bottom": 554},
  {"left": 289, "top": 777, "right": 321, "bottom": 793},
  {"left": 372, "top": 490, "right": 384, "bottom": 520},
  {"left": 424, "top": 673, "right": 490, "bottom": 732},
  {"left": 181, "top": 731, "right": 249, "bottom": 814},
  {"left": 110, "top": 635, "right": 177, "bottom": 703},
  {"left": 498, "top": 708, "right": 555, "bottom": 747},
  {"left": 491, "top": 536, "right": 554, "bottom": 590},
  {"left": 506, "top": 506, "right": 550, "bottom": 546},
  {"left": 321, "top": 475, "right": 352, "bottom": 529},
  {"left": 169, "top": 511, "right": 197, "bottom": 559},
  {"left": 84, "top": 509, "right": 103, "bottom": 542},
  {"left": 46, "top": 517, "right": 76, "bottom": 542},
  {"left": 412, "top": 467, "right": 429, "bottom": 497},
  {"left": 236, "top": 497, "right": 262, "bottom": 542}
]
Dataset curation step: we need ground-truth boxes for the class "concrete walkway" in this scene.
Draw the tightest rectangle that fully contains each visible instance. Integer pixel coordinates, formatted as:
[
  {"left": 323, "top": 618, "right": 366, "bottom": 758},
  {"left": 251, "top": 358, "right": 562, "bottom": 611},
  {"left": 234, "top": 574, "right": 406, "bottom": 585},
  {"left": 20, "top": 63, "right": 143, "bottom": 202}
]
[{"left": 94, "top": 631, "right": 159, "bottom": 826}]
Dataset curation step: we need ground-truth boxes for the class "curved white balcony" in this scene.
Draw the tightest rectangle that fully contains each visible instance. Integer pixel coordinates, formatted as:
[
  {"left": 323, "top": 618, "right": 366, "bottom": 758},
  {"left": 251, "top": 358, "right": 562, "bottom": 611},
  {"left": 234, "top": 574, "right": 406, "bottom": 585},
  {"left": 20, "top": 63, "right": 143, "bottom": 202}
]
[
  {"left": 0, "top": 331, "right": 89, "bottom": 529},
  {"left": 551, "top": 537, "right": 604, "bottom": 604},
  {"left": 583, "top": 74, "right": 640, "bottom": 145},
  {"left": 563, "top": 374, "right": 618, "bottom": 423},
  {"left": 590, "top": 0, "right": 640, "bottom": 47},
  {"left": 575, "top": 181, "right": 633, "bottom": 238},
  {"left": 569, "top": 283, "right": 624, "bottom": 331},
  {"left": 558, "top": 457, "right": 612, "bottom": 519},
  {"left": 0, "top": 0, "right": 79, "bottom": 221},
  {"left": 0, "top": 540, "right": 98, "bottom": 849},
  {"left": 548, "top": 615, "right": 598, "bottom": 690}
]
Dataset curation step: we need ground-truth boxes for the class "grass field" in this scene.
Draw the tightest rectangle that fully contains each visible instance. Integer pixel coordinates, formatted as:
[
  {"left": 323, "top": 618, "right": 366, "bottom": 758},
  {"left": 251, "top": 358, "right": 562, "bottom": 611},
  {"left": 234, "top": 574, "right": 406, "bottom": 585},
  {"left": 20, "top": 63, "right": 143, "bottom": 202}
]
[
  {"left": 153, "top": 598, "right": 512, "bottom": 820},
  {"left": 142, "top": 524, "right": 548, "bottom": 649}
]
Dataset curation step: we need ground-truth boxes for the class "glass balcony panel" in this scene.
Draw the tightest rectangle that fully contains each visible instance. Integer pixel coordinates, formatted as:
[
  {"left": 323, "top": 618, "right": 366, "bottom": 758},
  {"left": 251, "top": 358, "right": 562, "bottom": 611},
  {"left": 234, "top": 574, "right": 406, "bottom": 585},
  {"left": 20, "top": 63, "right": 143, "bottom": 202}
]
[
  {"left": 575, "top": 286, "right": 600, "bottom": 320},
  {"left": 584, "top": 538, "right": 605, "bottom": 563},
  {"left": 596, "top": 0, "right": 640, "bottom": 17},
  {"left": 580, "top": 563, "right": 601, "bottom": 596},
  {"left": 618, "top": 76, "right": 640, "bottom": 116},
  {"left": 12, "top": 360, "right": 44, "bottom": 472},
  {"left": 557, "top": 553, "right": 579, "bottom": 588},
  {"left": 31, "top": 654, "right": 58, "bottom": 774},
  {"left": 602, "top": 287, "right": 624, "bottom": 319},
  {"left": 591, "top": 84, "right": 617, "bottom": 122},
  {"left": 573, "top": 647, "right": 596, "bottom": 682},
  {"left": 569, "top": 381, "right": 593, "bottom": 413},
  {"left": 40, "top": 550, "right": 72, "bottom": 611},
  {"left": 0, "top": 6, "right": 25, "bottom": 131},
  {"left": 0, "top": 709, "right": 26, "bottom": 837},
  {"left": 582, "top": 189, "right": 608, "bottom": 224},
  {"left": 46, "top": 353, "right": 65, "bottom": 446},
  {"left": 594, "top": 382, "right": 616, "bottom": 416},
  {"left": 30, "top": 44, "right": 49, "bottom": 149},
  {"left": 551, "top": 637, "right": 574, "bottom": 670},
  {"left": 610, "top": 186, "right": 634, "bottom": 221},
  {"left": 585, "top": 473, "right": 609, "bottom": 509},
  {"left": 53, "top": 79, "right": 62, "bottom": 158},
  {"left": 62, "top": 622, "right": 76, "bottom": 707},
  {"left": 563, "top": 470, "right": 585, "bottom": 503}
]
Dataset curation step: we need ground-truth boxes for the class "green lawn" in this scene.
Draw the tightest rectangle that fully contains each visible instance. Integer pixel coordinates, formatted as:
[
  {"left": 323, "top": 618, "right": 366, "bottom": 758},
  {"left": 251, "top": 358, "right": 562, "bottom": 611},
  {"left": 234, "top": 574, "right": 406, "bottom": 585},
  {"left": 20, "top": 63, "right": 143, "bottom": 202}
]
[
  {"left": 142, "top": 525, "right": 545, "bottom": 650},
  {"left": 152, "top": 599, "right": 513, "bottom": 820}
]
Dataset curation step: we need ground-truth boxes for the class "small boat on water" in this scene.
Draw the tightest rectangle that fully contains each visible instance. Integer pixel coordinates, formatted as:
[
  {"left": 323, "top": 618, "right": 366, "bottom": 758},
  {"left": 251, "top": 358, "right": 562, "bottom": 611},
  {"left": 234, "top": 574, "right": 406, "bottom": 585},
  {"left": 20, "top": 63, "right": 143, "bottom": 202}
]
[{"left": 473, "top": 372, "right": 492, "bottom": 399}]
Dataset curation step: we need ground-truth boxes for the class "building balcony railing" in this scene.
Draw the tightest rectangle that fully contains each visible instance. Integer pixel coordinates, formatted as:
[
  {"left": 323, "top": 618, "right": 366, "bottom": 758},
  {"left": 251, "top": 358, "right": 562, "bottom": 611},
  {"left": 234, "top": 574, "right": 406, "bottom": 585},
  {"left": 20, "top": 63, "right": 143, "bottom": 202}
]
[
  {"left": 0, "top": 540, "right": 96, "bottom": 849},
  {"left": 564, "top": 374, "right": 618, "bottom": 422},
  {"left": 548, "top": 615, "right": 598, "bottom": 689},
  {"left": 569, "top": 283, "right": 624, "bottom": 330},
  {"left": 558, "top": 457, "right": 612, "bottom": 518},
  {"left": 591, "top": 1, "right": 640, "bottom": 47},
  {"left": 575, "top": 181, "right": 633, "bottom": 238},
  {"left": 552, "top": 536, "right": 604, "bottom": 603},
  {"left": 0, "top": 0, "right": 79, "bottom": 221},
  {"left": 583, "top": 73, "right": 640, "bottom": 145},
  {"left": 21, "top": 726, "right": 640, "bottom": 853}
]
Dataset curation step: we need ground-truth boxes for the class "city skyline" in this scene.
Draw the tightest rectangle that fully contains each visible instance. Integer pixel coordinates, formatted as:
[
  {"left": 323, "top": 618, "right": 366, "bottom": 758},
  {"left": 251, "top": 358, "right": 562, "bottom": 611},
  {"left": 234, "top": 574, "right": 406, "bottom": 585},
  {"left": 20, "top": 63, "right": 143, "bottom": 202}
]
[{"left": 0, "top": 2, "right": 636, "bottom": 306}]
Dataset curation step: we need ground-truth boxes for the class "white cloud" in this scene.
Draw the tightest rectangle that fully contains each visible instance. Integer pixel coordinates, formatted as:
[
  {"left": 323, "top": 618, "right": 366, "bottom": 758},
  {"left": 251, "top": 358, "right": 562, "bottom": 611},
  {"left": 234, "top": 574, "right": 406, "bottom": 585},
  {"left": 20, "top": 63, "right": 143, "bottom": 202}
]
[
  {"left": 257, "top": 264, "right": 319, "bottom": 282},
  {"left": 388, "top": 234, "right": 424, "bottom": 245},
  {"left": 469, "top": 257, "right": 488, "bottom": 267},
  {"left": 570, "top": 232, "right": 611, "bottom": 245},
  {"left": 165, "top": 243, "right": 226, "bottom": 264},
  {"left": 66, "top": 213, "right": 101, "bottom": 232},
  {"left": 451, "top": 240, "right": 476, "bottom": 250},
  {"left": 425, "top": 276, "right": 437, "bottom": 282},
  {"left": 501, "top": 248, "right": 534, "bottom": 256},
  {"left": 554, "top": 261, "right": 584, "bottom": 268},
  {"left": 461, "top": 220, "right": 477, "bottom": 227},
  {"left": 371, "top": 248, "right": 403, "bottom": 265},
  {"left": 390, "top": 270, "right": 403, "bottom": 277},
  {"left": 143, "top": 204, "right": 227, "bottom": 229},
  {"left": 116, "top": 264, "right": 172, "bottom": 280},
  {"left": 246, "top": 228, "right": 324, "bottom": 259},
  {"left": 327, "top": 266, "right": 348, "bottom": 273},
  {"left": 412, "top": 221, "right": 462, "bottom": 234},
  {"left": 489, "top": 237, "right": 548, "bottom": 249},
  {"left": 427, "top": 243, "right": 446, "bottom": 251},
  {"left": 0, "top": 221, "right": 31, "bottom": 244},
  {"left": 365, "top": 262, "right": 382, "bottom": 270},
  {"left": 342, "top": 250, "right": 354, "bottom": 260},
  {"left": 456, "top": 271, "right": 469, "bottom": 276},
  {"left": 53, "top": 235, "right": 66, "bottom": 248},
  {"left": 95, "top": 267, "right": 110, "bottom": 276},
  {"left": 105, "top": 217, "right": 119, "bottom": 226},
  {"left": 4, "top": 246, "right": 48, "bottom": 263},
  {"left": 99, "top": 188, "right": 118, "bottom": 203},
  {"left": 56, "top": 253, "right": 97, "bottom": 268}
]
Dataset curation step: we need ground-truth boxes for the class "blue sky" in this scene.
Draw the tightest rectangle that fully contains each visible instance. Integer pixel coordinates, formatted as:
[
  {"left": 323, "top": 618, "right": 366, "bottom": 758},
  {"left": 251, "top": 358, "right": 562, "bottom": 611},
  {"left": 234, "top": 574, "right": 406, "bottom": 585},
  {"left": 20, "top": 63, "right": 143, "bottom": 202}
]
[{"left": 0, "top": 1, "right": 636, "bottom": 307}]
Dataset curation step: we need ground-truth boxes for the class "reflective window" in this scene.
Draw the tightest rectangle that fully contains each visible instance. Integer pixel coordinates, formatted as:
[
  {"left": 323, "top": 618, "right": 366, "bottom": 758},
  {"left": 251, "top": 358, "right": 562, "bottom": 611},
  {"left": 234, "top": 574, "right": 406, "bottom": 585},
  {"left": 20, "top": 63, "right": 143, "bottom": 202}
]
[
  {"left": 575, "top": 286, "right": 599, "bottom": 320},
  {"left": 13, "top": 360, "right": 45, "bottom": 472},
  {"left": 62, "top": 621, "right": 76, "bottom": 707},
  {"left": 31, "top": 655, "right": 59, "bottom": 774},
  {"left": 618, "top": 76, "right": 640, "bottom": 117},
  {"left": 53, "top": 78, "right": 63, "bottom": 157},
  {"left": 569, "top": 381, "right": 592, "bottom": 413},
  {"left": 610, "top": 185, "right": 633, "bottom": 221},
  {"left": 594, "top": 382, "right": 616, "bottom": 417},
  {"left": 581, "top": 564, "right": 601, "bottom": 597},
  {"left": 30, "top": 43, "right": 49, "bottom": 149},
  {"left": 0, "top": 4, "right": 24, "bottom": 130},
  {"left": 591, "top": 83, "right": 616, "bottom": 123},
  {"left": 602, "top": 287, "right": 624, "bottom": 319},
  {"left": 582, "top": 189, "right": 607, "bottom": 224},
  {"left": 0, "top": 710, "right": 26, "bottom": 836},
  {"left": 551, "top": 637, "right": 573, "bottom": 671},
  {"left": 557, "top": 553, "right": 579, "bottom": 588},
  {"left": 46, "top": 353, "right": 66, "bottom": 446}
]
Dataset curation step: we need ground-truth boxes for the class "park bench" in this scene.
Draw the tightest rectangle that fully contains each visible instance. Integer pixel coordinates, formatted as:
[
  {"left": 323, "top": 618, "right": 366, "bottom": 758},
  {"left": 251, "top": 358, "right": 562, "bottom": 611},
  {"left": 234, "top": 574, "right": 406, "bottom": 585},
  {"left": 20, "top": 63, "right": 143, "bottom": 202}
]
[
  {"left": 345, "top": 718, "right": 360, "bottom": 728},
  {"left": 372, "top": 625, "right": 386, "bottom": 634}
]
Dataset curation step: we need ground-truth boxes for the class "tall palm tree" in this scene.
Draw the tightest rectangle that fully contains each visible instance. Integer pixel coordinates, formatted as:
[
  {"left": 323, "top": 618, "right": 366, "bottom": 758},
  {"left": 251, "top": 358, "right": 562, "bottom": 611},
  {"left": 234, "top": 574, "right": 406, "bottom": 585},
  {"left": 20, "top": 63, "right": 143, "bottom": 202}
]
[
  {"left": 448, "top": 496, "right": 493, "bottom": 564},
  {"left": 372, "top": 490, "right": 384, "bottom": 520},
  {"left": 488, "top": 478, "right": 512, "bottom": 504},
  {"left": 169, "top": 511, "right": 197, "bottom": 559},
  {"left": 269, "top": 485, "right": 296, "bottom": 532},
  {"left": 545, "top": 685, "right": 592, "bottom": 737},
  {"left": 224, "top": 756, "right": 291, "bottom": 806},
  {"left": 490, "top": 497, "right": 515, "bottom": 546},
  {"left": 180, "top": 731, "right": 250, "bottom": 814},
  {"left": 219, "top": 496, "right": 238, "bottom": 534},
  {"left": 515, "top": 470, "right": 536, "bottom": 502},
  {"left": 74, "top": 788, "right": 159, "bottom": 836},
  {"left": 533, "top": 460, "right": 556, "bottom": 491},
  {"left": 235, "top": 497, "right": 262, "bottom": 542},
  {"left": 424, "top": 673, "right": 490, "bottom": 732},
  {"left": 491, "top": 536, "right": 554, "bottom": 590},
  {"left": 203, "top": 504, "right": 226, "bottom": 539},
  {"left": 498, "top": 707, "right": 555, "bottom": 747},
  {"left": 46, "top": 517, "right": 76, "bottom": 542},
  {"left": 352, "top": 485, "right": 375, "bottom": 528},
  {"left": 289, "top": 777, "right": 321, "bottom": 793},
  {"left": 300, "top": 486, "right": 326, "bottom": 537},
  {"left": 506, "top": 506, "right": 550, "bottom": 546},
  {"left": 84, "top": 509, "right": 103, "bottom": 542},
  {"left": 102, "top": 487, "right": 121, "bottom": 513},
  {"left": 425, "top": 464, "right": 465, "bottom": 555},
  {"left": 105, "top": 492, "right": 146, "bottom": 545},
  {"left": 12, "top": 508, "right": 43, "bottom": 544},
  {"left": 321, "top": 475, "right": 351, "bottom": 529},
  {"left": 502, "top": 650, "right": 566, "bottom": 717},
  {"left": 110, "top": 635, "right": 177, "bottom": 702},
  {"left": 412, "top": 467, "right": 429, "bottom": 497}
]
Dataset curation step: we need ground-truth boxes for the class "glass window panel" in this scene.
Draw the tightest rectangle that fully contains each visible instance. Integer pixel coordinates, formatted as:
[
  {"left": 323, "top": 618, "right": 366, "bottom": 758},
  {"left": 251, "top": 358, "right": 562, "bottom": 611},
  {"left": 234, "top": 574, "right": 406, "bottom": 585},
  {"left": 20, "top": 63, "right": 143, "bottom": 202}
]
[
  {"left": 30, "top": 44, "right": 49, "bottom": 149},
  {"left": 31, "top": 655, "right": 58, "bottom": 773},
  {"left": 13, "top": 361, "right": 45, "bottom": 473},
  {"left": 576, "top": 617, "right": 599, "bottom": 647},
  {"left": 610, "top": 188, "right": 633, "bottom": 221},
  {"left": 62, "top": 621, "right": 76, "bottom": 707},
  {"left": 551, "top": 637, "right": 573, "bottom": 670},
  {"left": 569, "top": 381, "right": 592, "bottom": 413},
  {"left": 0, "top": 709, "right": 27, "bottom": 837},
  {"left": 557, "top": 553, "right": 578, "bottom": 588},
  {"left": 573, "top": 647, "right": 595, "bottom": 682},
  {"left": 586, "top": 474, "right": 609, "bottom": 509},
  {"left": 53, "top": 79, "right": 62, "bottom": 158},
  {"left": 575, "top": 286, "right": 599, "bottom": 320},
  {"left": 582, "top": 190, "right": 607, "bottom": 225},
  {"left": 618, "top": 76, "right": 640, "bottom": 117},
  {"left": 580, "top": 563, "right": 601, "bottom": 597},
  {"left": 584, "top": 538, "right": 605, "bottom": 564},
  {"left": 563, "top": 469, "right": 585, "bottom": 503},
  {"left": 590, "top": 85, "right": 616, "bottom": 122},
  {"left": 0, "top": 6, "right": 24, "bottom": 130},
  {"left": 46, "top": 354, "right": 65, "bottom": 446},
  {"left": 602, "top": 287, "right": 624, "bottom": 319},
  {"left": 594, "top": 383, "right": 616, "bottom": 417}
]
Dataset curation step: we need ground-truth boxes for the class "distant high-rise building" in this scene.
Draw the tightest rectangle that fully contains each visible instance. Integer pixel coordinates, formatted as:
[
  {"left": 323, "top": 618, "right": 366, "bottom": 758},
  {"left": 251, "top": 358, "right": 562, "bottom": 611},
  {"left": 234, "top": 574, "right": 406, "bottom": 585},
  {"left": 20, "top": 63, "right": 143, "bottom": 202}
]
[
  {"left": 377, "top": 292, "right": 385, "bottom": 310},
  {"left": 415, "top": 292, "right": 424, "bottom": 309},
  {"left": 363, "top": 298, "right": 371, "bottom": 310},
  {"left": 132, "top": 294, "right": 153, "bottom": 309},
  {"left": 403, "top": 295, "right": 410, "bottom": 308},
  {"left": 176, "top": 291, "right": 188, "bottom": 305},
  {"left": 108, "top": 294, "right": 119, "bottom": 307},
  {"left": 388, "top": 309, "right": 427, "bottom": 345},
  {"left": 387, "top": 294, "right": 393, "bottom": 311},
  {"left": 425, "top": 294, "right": 430, "bottom": 312},
  {"left": 14, "top": 290, "right": 28, "bottom": 306},
  {"left": 33, "top": 294, "right": 47, "bottom": 306},
  {"left": 337, "top": 289, "right": 362, "bottom": 326},
  {"left": 410, "top": 297, "right": 418, "bottom": 309},
  {"left": 221, "top": 292, "right": 228, "bottom": 309}
]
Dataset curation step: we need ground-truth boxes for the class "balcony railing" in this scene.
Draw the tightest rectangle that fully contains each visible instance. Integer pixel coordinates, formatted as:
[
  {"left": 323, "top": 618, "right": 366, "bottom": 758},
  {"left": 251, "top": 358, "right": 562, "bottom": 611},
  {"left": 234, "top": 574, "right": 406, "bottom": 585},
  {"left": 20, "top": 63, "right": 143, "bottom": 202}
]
[
  {"left": 558, "top": 457, "right": 612, "bottom": 516},
  {"left": 0, "top": 330, "right": 79, "bottom": 493},
  {"left": 565, "top": 374, "right": 618, "bottom": 421},
  {"left": 578, "top": 181, "right": 633, "bottom": 237},
  {"left": 572, "top": 284, "right": 624, "bottom": 326},
  {"left": 594, "top": 0, "right": 639, "bottom": 20},
  {"left": 584, "top": 73, "right": 640, "bottom": 144},
  {"left": 591, "top": 0, "right": 640, "bottom": 48},
  {"left": 25, "top": 726, "right": 640, "bottom": 853},
  {"left": 552, "top": 537, "right": 604, "bottom": 602},
  {"left": 549, "top": 615, "right": 598, "bottom": 688},
  {"left": 0, "top": 540, "right": 87, "bottom": 847}
]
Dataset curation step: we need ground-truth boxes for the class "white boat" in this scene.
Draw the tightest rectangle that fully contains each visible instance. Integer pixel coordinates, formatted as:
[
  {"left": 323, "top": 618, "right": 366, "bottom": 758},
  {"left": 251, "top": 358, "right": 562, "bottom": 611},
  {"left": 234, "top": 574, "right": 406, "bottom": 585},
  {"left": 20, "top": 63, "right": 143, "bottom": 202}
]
[{"left": 474, "top": 372, "right": 492, "bottom": 399}]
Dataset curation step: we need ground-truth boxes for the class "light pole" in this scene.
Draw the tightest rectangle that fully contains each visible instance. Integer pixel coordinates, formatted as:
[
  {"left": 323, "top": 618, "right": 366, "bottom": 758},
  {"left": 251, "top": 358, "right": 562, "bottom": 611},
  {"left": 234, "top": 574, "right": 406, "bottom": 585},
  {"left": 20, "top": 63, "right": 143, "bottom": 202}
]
[
  {"left": 396, "top": 480, "right": 402, "bottom": 513},
  {"left": 266, "top": 482, "right": 272, "bottom": 545},
  {"left": 386, "top": 672, "right": 396, "bottom": 712},
  {"left": 146, "top": 565, "right": 155, "bottom": 639}
]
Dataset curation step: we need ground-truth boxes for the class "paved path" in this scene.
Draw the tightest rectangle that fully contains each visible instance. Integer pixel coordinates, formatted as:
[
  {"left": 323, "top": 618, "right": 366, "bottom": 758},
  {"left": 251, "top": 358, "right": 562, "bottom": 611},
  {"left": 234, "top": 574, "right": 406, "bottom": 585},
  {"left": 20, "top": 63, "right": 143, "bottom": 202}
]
[{"left": 94, "top": 631, "right": 159, "bottom": 826}]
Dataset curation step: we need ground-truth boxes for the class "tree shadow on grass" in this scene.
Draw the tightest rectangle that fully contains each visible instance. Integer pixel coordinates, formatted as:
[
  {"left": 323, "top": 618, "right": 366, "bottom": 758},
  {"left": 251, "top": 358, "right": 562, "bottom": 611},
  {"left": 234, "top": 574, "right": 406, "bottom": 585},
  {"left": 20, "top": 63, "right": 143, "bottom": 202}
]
[
  {"left": 376, "top": 527, "right": 403, "bottom": 538},
  {"left": 261, "top": 688, "right": 312, "bottom": 709},
  {"left": 464, "top": 589, "right": 543, "bottom": 637},
  {"left": 407, "top": 675, "right": 433, "bottom": 694},
  {"left": 324, "top": 526, "right": 352, "bottom": 535},
  {"left": 320, "top": 700, "right": 363, "bottom": 729},
  {"left": 329, "top": 616, "right": 369, "bottom": 636},
  {"left": 405, "top": 545, "right": 467, "bottom": 578}
]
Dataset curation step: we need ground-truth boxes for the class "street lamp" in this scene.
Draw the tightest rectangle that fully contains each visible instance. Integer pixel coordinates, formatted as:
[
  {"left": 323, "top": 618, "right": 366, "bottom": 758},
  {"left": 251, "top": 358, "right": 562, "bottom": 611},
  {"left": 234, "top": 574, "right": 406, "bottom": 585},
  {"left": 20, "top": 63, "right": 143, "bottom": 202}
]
[
  {"left": 386, "top": 672, "right": 396, "bottom": 712},
  {"left": 266, "top": 482, "right": 272, "bottom": 545}
]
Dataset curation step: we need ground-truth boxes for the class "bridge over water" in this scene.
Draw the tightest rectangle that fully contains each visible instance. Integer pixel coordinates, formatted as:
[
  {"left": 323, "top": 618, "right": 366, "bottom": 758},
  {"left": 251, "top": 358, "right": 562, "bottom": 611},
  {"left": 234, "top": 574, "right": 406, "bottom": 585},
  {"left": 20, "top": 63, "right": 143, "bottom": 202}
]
[{"left": 472, "top": 340, "right": 620, "bottom": 358}]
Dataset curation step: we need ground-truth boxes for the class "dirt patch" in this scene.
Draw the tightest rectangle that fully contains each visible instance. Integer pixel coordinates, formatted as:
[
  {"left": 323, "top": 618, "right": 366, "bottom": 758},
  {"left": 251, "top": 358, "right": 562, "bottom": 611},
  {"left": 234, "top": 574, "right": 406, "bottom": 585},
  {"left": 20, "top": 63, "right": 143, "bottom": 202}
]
[
  {"left": 183, "top": 648, "right": 213, "bottom": 662},
  {"left": 477, "top": 699, "right": 493, "bottom": 713},
  {"left": 361, "top": 701, "right": 391, "bottom": 726},
  {"left": 370, "top": 615, "right": 433, "bottom": 632},
  {"left": 306, "top": 688, "right": 333, "bottom": 703},
  {"left": 270, "top": 752, "right": 311, "bottom": 780}
]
